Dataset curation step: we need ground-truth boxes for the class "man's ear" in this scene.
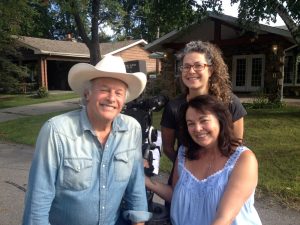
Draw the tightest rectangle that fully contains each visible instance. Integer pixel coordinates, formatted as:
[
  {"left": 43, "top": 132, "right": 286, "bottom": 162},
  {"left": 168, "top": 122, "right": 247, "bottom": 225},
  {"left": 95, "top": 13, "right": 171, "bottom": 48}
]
[{"left": 84, "top": 90, "right": 91, "bottom": 101}]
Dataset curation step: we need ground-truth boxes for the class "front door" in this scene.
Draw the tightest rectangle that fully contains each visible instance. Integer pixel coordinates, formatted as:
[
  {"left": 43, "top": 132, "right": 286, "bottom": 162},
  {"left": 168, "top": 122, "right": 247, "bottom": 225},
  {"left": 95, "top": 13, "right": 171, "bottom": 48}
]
[{"left": 232, "top": 54, "right": 265, "bottom": 92}]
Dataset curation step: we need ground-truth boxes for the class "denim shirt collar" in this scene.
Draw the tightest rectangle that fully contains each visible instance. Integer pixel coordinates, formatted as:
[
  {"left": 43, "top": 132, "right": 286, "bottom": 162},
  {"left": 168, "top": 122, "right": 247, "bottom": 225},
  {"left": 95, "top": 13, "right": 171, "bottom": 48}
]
[{"left": 79, "top": 107, "right": 128, "bottom": 135}]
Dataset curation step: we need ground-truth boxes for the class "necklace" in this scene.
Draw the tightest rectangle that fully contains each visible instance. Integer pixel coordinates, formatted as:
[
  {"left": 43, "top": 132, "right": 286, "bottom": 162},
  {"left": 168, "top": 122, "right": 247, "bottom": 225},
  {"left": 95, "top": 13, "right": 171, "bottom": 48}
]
[
  {"left": 207, "top": 162, "right": 212, "bottom": 172},
  {"left": 206, "top": 153, "right": 217, "bottom": 175}
]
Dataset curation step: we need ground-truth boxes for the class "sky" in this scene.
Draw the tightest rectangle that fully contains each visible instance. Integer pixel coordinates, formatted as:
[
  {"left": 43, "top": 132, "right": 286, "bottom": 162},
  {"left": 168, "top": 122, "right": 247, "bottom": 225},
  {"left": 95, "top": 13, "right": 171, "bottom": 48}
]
[{"left": 221, "top": 0, "right": 285, "bottom": 26}]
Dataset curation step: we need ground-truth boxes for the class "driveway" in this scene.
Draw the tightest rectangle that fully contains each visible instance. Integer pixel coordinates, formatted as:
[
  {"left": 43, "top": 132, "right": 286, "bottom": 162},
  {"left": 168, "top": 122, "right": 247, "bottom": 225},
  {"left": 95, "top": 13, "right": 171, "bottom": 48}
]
[{"left": 0, "top": 142, "right": 33, "bottom": 225}]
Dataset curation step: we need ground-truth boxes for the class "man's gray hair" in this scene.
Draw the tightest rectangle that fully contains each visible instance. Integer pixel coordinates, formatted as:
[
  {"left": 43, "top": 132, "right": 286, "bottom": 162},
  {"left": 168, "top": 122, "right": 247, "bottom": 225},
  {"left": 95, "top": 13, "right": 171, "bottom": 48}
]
[
  {"left": 80, "top": 79, "right": 129, "bottom": 106},
  {"left": 80, "top": 80, "right": 93, "bottom": 106}
]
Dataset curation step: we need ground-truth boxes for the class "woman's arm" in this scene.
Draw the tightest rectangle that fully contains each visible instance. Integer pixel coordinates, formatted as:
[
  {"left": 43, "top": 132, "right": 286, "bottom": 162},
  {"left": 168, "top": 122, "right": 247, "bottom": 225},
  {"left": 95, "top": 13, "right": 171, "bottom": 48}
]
[
  {"left": 233, "top": 117, "right": 244, "bottom": 141},
  {"left": 145, "top": 176, "right": 173, "bottom": 203},
  {"left": 145, "top": 158, "right": 179, "bottom": 203},
  {"left": 212, "top": 150, "right": 258, "bottom": 225},
  {"left": 161, "top": 126, "right": 177, "bottom": 162}
]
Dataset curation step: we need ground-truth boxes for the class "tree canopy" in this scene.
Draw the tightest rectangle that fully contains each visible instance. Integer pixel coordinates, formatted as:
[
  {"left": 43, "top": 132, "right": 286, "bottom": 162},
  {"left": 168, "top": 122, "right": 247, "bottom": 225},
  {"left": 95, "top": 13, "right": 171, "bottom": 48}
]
[
  {"left": 0, "top": 1, "right": 37, "bottom": 93},
  {"left": 1, "top": 0, "right": 299, "bottom": 92},
  {"left": 231, "top": 0, "right": 300, "bottom": 44}
]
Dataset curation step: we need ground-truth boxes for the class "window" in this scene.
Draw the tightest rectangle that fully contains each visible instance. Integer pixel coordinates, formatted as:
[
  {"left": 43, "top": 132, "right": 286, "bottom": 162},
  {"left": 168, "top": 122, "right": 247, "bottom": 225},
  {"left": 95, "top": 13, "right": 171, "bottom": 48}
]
[
  {"left": 236, "top": 58, "right": 246, "bottom": 86},
  {"left": 296, "top": 55, "right": 300, "bottom": 84},
  {"left": 251, "top": 57, "right": 263, "bottom": 87},
  {"left": 232, "top": 55, "right": 265, "bottom": 92},
  {"left": 284, "top": 55, "right": 294, "bottom": 84}
]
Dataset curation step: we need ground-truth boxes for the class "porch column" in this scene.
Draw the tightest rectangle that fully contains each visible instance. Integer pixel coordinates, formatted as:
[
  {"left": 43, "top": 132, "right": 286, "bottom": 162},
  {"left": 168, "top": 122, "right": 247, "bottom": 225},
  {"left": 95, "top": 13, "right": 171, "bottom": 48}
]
[
  {"left": 40, "top": 57, "right": 48, "bottom": 90},
  {"left": 269, "top": 45, "right": 284, "bottom": 102}
]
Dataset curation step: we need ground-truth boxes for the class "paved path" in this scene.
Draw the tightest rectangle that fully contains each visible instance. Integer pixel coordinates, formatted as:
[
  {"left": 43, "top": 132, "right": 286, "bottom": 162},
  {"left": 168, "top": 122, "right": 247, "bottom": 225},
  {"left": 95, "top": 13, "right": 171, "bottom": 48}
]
[
  {"left": 0, "top": 142, "right": 32, "bottom": 225},
  {"left": 0, "top": 98, "right": 300, "bottom": 225}
]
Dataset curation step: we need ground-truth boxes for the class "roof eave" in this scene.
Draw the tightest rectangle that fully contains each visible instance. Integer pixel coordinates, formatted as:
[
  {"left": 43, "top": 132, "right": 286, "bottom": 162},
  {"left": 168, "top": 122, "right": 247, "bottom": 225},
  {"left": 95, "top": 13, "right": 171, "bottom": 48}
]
[
  {"left": 144, "top": 30, "right": 180, "bottom": 51},
  {"left": 39, "top": 50, "right": 90, "bottom": 58},
  {"left": 105, "top": 39, "right": 148, "bottom": 55},
  {"left": 145, "top": 13, "right": 294, "bottom": 50}
]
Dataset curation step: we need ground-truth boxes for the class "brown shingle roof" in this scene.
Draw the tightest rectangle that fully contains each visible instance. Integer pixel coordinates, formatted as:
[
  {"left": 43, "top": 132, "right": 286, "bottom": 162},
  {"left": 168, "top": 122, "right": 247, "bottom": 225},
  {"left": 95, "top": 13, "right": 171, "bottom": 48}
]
[{"left": 15, "top": 36, "right": 148, "bottom": 58}]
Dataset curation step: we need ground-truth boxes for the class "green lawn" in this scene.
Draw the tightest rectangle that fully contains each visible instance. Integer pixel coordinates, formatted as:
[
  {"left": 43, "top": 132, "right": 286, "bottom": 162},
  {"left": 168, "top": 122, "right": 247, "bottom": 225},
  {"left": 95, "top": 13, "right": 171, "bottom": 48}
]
[
  {"left": 243, "top": 107, "right": 300, "bottom": 209},
  {"left": 0, "top": 92, "right": 79, "bottom": 109},
  {"left": 0, "top": 105, "right": 299, "bottom": 209}
]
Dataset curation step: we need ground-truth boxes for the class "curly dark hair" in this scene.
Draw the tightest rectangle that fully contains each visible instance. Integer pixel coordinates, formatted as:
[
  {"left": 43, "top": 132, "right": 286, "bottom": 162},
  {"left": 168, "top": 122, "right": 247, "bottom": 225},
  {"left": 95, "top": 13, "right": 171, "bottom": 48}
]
[
  {"left": 178, "top": 41, "right": 232, "bottom": 104},
  {"left": 180, "top": 95, "right": 241, "bottom": 160}
]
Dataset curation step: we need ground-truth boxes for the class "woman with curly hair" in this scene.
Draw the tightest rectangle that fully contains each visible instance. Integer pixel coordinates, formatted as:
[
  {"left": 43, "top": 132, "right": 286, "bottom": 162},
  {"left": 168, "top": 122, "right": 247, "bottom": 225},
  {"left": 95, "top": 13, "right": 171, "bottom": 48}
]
[{"left": 160, "top": 41, "right": 247, "bottom": 192}]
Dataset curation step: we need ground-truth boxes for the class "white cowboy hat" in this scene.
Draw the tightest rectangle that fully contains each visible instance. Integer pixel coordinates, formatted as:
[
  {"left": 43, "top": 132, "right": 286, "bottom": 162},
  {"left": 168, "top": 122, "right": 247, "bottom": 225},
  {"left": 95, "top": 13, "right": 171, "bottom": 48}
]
[{"left": 68, "top": 55, "right": 147, "bottom": 103}]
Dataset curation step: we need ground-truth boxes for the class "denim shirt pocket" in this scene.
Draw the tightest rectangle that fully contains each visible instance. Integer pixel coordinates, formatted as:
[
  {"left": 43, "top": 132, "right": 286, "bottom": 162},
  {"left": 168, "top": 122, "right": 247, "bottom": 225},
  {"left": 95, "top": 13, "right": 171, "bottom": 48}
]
[
  {"left": 63, "top": 158, "right": 93, "bottom": 191},
  {"left": 114, "top": 149, "right": 134, "bottom": 182}
]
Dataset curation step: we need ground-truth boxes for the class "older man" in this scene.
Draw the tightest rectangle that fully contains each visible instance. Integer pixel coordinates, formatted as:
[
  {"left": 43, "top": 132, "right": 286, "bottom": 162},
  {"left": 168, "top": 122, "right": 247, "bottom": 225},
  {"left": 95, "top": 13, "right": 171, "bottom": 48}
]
[{"left": 22, "top": 55, "right": 151, "bottom": 225}]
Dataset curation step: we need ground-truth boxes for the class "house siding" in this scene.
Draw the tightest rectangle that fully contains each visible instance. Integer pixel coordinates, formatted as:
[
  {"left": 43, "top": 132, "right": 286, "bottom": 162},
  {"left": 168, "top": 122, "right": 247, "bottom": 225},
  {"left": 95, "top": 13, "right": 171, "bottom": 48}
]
[
  {"left": 115, "top": 45, "right": 158, "bottom": 73},
  {"left": 13, "top": 37, "right": 159, "bottom": 92}
]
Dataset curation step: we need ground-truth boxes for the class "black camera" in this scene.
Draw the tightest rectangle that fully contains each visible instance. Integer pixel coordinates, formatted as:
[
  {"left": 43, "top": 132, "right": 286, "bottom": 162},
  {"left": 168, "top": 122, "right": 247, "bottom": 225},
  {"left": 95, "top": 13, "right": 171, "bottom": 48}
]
[
  {"left": 123, "top": 95, "right": 171, "bottom": 224},
  {"left": 122, "top": 95, "right": 168, "bottom": 176}
]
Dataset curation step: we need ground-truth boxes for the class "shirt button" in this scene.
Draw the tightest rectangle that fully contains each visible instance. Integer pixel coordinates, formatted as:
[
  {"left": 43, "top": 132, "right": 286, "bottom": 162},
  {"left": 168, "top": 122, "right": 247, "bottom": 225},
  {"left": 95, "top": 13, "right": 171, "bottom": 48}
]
[
  {"left": 105, "top": 144, "right": 108, "bottom": 148},
  {"left": 102, "top": 206, "right": 105, "bottom": 209},
  {"left": 102, "top": 164, "right": 105, "bottom": 168},
  {"left": 102, "top": 185, "right": 105, "bottom": 189}
]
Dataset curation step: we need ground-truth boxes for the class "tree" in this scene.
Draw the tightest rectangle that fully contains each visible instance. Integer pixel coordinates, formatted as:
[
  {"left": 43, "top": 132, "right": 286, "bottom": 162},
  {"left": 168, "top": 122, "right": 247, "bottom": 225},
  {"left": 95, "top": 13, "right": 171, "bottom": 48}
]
[
  {"left": 113, "top": 0, "right": 204, "bottom": 42},
  {"left": 229, "top": 0, "right": 300, "bottom": 45},
  {"left": 46, "top": 0, "right": 126, "bottom": 65},
  {"left": 43, "top": 0, "right": 223, "bottom": 63},
  {"left": 0, "top": 1, "right": 37, "bottom": 93}
]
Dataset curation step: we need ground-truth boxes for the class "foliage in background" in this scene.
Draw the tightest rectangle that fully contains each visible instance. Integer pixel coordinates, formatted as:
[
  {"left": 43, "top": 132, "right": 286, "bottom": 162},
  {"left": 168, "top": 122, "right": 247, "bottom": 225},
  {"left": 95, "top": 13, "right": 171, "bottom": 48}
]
[
  {"left": 243, "top": 91, "right": 286, "bottom": 109},
  {"left": 232, "top": 0, "right": 300, "bottom": 44},
  {"left": 36, "top": 86, "right": 49, "bottom": 98},
  {"left": 7, "top": 0, "right": 298, "bottom": 44},
  {"left": 1, "top": 0, "right": 299, "bottom": 93},
  {"left": 114, "top": 0, "right": 202, "bottom": 42},
  {"left": 0, "top": 1, "right": 35, "bottom": 93},
  {"left": 111, "top": 0, "right": 300, "bottom": 43}
]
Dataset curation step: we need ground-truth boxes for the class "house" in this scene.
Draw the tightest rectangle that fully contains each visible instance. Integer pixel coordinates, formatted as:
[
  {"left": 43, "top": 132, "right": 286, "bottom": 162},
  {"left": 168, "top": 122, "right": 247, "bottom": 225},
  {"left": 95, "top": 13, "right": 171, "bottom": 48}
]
[
  {"left": 145, "top": 13, "right": 300, "bottom": 98},
  {"left": 13, "top": 36, "right": 158, "bottom": 91}
]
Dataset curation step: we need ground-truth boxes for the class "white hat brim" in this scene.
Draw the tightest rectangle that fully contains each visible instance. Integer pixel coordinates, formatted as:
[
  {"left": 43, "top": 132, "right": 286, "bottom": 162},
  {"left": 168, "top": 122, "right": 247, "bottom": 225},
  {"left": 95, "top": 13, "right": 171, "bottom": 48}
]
[{"left": 68, "top": 63, "right": 147, "bottom": 103}]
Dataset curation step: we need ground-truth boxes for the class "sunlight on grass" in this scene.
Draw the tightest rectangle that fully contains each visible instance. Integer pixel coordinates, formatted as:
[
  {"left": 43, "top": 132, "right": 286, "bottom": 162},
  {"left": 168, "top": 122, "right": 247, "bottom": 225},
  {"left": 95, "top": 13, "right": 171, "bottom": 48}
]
[
  {"left": 244, "top": 107, "right": 300, "bottom": 208},
  {"left": 0, "top": 111, "right": 70, "bottom": 145},
  {"left": 0, "top": 92, "right": 79, "bottom": 109}
]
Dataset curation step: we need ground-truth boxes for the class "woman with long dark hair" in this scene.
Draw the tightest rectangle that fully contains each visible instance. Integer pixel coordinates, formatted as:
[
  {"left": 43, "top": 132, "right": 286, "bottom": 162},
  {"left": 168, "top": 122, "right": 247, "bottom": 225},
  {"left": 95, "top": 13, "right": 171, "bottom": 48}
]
[{"left": 146, "top": 95, "right": 261, "bottom": 225}]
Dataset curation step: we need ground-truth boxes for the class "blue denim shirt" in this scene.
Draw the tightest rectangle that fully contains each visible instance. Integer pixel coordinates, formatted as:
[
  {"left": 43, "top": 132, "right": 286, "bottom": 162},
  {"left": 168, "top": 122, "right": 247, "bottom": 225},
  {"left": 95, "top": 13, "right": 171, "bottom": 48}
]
[{"left": 22, "top": 107, "right": 151, "bottom": 225}]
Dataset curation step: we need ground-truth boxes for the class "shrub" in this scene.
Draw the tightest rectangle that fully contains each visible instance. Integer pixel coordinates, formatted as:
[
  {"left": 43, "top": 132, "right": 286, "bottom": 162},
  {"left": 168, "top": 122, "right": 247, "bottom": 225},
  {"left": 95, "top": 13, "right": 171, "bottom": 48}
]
[
  {"left": 36, "top": 87, "right": 48, "bottom": 98},
  {"left": 243, "top": 92, "right": 286, "bottom": 109}
]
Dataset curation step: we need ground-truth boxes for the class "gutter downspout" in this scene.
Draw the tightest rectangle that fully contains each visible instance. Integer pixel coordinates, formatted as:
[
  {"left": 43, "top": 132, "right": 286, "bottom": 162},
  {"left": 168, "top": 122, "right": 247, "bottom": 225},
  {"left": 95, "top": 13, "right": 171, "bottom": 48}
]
[{"left": 282, "top": 44, "right": 298, "bottom": 101}]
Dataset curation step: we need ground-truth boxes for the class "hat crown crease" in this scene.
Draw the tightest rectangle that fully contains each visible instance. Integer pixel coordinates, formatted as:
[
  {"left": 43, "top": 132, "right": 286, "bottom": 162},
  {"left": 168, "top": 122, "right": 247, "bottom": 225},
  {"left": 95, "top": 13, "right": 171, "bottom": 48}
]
[{"left": 96, "top": 57, "right": 126, "bottom": 73}]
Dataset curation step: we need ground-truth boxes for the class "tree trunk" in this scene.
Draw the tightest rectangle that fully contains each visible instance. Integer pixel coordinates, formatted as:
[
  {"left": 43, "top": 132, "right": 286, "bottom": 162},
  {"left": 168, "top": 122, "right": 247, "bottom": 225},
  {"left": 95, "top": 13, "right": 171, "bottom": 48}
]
[
  {"left": 71, "top": 0, "right": 101, "bottom": 65},
  {"left": 275, "top": 0, "right": 300, "bottom": 45},
  {"left": 89, "top": 0, "right": 101, "bottom": 65}
]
